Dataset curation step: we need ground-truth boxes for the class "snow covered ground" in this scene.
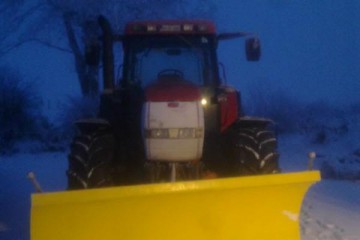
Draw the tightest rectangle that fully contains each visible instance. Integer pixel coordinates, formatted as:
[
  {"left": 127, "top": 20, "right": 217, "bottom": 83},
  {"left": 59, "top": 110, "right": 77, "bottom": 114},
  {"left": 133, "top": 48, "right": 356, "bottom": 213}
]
[
  {"left": 1, "top": 1, "right": 359, "bottom": 239},
  {"left": 0, "top": 152, "right": 66, "bottom": 240},
  {"left": 278, "top": 134, "right": 360, "bottom": 239},
  {"left": 301, "top": 181, "right": 360, "bottom": 240},
  {"left": 0, "top": 133, "right": 359, "bottom": 240}
]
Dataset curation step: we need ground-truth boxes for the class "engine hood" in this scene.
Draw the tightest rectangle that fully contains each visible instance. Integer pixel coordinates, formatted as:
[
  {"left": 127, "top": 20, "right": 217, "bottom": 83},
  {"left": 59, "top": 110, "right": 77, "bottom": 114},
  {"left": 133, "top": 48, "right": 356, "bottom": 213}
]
[{"left": 145, "top": 79, "right": 201, "bottom": 102}]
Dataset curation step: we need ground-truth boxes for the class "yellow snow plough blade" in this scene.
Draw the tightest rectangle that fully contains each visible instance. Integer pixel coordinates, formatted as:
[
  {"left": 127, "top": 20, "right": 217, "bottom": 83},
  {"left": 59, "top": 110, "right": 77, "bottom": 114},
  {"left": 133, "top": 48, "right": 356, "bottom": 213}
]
[{"left": 31, "top": 171, "right": 320, "bottom": 240}]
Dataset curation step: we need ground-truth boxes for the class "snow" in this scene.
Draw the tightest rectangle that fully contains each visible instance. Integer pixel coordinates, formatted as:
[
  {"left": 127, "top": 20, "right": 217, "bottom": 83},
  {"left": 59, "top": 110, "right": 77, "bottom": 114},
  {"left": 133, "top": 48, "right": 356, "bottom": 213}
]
[
  {"left": 1, "top": 1, "right": 359, "bottom": 239},
  {"left": 279, "top": 133, "right": 360, "bottom": 240},
  {"left": 301, "top": 181, "right": 360, "bottom": 240},
  {"left": 0, "top": 152, "right": 66, "bottom": 240},
  {"left": 276, "top": 124, "right": 360, "bottom": 239},
  {"left": 1, "top": 133, "right": 360, "bottom": 240}
]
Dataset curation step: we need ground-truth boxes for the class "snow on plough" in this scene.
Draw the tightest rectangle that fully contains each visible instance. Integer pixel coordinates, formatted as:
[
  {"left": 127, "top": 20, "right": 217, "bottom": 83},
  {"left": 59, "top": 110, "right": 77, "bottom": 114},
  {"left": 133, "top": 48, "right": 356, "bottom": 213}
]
[{"left": 30, "top": 16, "right": 321, "bottom": 240}]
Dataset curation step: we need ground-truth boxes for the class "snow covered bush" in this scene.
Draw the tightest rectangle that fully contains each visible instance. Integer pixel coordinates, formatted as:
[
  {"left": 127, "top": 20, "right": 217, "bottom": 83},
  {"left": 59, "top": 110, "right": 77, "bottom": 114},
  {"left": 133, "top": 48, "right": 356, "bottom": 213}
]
[
  {"left": 320, "top": 151, "right": 360, "bottom": 181},
  {"left": 56, "top": 95, "right": 99, "bottom": 139},
  {"left": 244, "top": 80, "right": 353, "bottom": 146},
  {"left": 298, "top": 102, "right": 349, "bottom": 144},
  {"left": 244, "top": 83, "right": 303, "bottom": 133},
  {"left": 0, "top": 66, "right": 43, "bottom": 153},
  {"left": 14, "top": 96, "right": 100, "bottom": 153}
]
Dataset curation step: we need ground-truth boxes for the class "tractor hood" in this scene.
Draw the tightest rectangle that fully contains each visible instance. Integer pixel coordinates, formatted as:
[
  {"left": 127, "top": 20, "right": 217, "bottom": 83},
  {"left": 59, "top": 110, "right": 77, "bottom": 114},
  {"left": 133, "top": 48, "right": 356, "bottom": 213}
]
[
  {"left": 143, "top": 78, "right": 204, "bottom": 162},
  {"left": 145, "top": 78, "right": 201, "bottom": 102}
]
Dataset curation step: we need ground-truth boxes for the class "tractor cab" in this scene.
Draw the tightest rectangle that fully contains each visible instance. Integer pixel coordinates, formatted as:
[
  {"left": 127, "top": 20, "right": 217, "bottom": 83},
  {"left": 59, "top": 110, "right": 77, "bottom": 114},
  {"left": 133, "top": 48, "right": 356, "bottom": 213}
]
[{"left": 122, "top": 21, "right": 220, "bottom": 89}]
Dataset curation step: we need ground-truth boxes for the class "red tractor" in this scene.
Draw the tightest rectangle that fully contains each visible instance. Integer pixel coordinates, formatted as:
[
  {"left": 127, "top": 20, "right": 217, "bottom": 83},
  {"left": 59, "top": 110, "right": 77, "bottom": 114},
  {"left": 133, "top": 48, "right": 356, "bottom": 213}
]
[{"left": 67, "top": 17, "right": 280, "bottom": 189}]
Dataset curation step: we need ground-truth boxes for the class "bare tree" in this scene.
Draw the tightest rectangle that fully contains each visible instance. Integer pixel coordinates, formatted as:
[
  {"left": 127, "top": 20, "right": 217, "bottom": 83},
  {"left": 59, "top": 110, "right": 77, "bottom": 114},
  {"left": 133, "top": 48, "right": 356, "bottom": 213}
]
[
  {"left": 41, "top": 0, "right": 217, "bottom": 97},
  {"left": 0, "top": 0, "right": 216, "bottom": 96},
  {"left": 0, "top": 0, "right": 48, "bottom": 56}
]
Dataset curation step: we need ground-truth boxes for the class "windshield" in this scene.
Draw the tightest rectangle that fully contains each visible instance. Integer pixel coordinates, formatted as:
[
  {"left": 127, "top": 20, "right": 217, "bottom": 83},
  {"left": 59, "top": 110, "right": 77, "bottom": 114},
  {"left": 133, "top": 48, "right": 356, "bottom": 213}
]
[{"left": 124, "top": 35, "right": 216, "bottom": 87}]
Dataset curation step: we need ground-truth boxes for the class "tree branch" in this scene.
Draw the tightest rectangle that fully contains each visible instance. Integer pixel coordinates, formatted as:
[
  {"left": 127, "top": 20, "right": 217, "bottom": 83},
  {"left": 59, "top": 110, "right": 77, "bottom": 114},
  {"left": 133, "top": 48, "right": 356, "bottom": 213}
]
[
  {"left": 0, "top": 38, "right": 72, "bottom": 56},
  {"left": 10, "top": 2, "right": 46, "bottom": 28},
  {"left": 63, "top": 12, "right": 83, "bottom": 58},
  {"left": 28, "top": 38, "right": 72, "bottom": 53}
]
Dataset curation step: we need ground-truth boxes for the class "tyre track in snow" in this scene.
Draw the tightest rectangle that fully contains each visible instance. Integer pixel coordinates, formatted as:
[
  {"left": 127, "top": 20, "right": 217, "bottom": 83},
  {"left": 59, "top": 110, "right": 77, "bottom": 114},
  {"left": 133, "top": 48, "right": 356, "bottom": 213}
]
[{"left": 300, "top": 181, "right": 360, "bottom": 240}]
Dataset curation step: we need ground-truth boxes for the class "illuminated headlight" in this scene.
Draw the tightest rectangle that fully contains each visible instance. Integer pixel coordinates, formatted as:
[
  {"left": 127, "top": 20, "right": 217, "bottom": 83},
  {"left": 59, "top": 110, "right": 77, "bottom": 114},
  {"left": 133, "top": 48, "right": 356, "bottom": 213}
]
[{"left": 201, "top": 98, "right": 208, "bottom": 106}]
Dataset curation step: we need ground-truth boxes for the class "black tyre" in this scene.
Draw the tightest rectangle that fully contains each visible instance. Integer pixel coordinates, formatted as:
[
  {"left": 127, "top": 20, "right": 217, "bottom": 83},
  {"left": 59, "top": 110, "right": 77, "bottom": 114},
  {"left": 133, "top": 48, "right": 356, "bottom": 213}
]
[
  {"left": 67, "top": 130, "right": 115, "bottom": 189},
  {"left": 236, "top": 127, "right": 280, "bottom": 174}
]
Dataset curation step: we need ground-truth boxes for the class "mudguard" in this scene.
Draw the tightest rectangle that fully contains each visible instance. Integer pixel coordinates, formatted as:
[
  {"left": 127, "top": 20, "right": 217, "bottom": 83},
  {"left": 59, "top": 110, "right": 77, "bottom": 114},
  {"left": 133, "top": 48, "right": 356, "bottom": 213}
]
[
  {"left": 31, "top": 171, "right": 320, "bottom": 240},
  {"left": 75, "top": 118, "right": 111, "bottom": 133},
  {"left": 237, "top": 116, "right": 273, "bottom": 129}
]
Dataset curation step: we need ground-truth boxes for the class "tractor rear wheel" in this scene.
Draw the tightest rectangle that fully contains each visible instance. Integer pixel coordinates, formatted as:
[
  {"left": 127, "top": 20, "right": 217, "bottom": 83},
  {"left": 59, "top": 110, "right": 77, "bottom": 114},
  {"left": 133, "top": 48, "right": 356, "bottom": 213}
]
[
  {"left": 67, "top": 130, "right": 115, "bottom": 189},
  {"left": 235, "top": 127, "right": 280, "bottom": 175}
]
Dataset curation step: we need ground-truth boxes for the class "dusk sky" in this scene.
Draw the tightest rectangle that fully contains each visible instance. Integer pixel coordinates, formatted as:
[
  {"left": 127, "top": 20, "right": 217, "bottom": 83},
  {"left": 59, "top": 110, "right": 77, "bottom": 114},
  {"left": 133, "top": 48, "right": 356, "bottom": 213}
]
[
  {"left": 217, "top": 0, "right": 360, "bottom": 107},
  {"left": 3, "top": 0, "right": 360, "bottom": 120},
  {"left": 1, "top": 2, "right": 360, "bottom": 239}
]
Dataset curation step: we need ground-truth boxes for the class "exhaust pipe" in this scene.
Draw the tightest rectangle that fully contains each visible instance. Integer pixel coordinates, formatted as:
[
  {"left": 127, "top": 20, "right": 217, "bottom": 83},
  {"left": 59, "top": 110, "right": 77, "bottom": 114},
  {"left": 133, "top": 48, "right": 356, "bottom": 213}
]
[{"left": 98, "top": 16, "right": 114, "bottom": 91}]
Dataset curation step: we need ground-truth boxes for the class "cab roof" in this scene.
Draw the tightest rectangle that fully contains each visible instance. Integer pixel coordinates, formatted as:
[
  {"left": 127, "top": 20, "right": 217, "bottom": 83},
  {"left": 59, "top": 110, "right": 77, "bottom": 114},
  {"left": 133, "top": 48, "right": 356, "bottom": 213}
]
[{"left": 125, "top": 20, "right": 216, "bottom": 35}]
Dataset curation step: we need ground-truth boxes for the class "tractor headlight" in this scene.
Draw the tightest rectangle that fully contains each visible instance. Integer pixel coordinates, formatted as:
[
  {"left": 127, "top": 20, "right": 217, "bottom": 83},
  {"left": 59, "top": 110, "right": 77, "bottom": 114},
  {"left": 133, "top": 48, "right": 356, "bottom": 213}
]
[
  {"left": 178, "top": 128, "right": 195, "bottom": 138},
  {"left": 201, "top": 98, "right": 208, "bottom": 106},
  {"left": 145, "top": 128, "right": 203, "bottom": 139},
  {"left": 147, "top": 129, "right": 169, "bottom": 138}
]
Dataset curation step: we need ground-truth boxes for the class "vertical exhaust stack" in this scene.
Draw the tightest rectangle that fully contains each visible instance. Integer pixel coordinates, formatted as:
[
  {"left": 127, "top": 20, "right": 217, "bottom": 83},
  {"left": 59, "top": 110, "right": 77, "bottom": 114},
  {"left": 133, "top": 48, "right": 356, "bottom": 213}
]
[{"left": 98, "top": 16, "right": 115, "bottom": 91}]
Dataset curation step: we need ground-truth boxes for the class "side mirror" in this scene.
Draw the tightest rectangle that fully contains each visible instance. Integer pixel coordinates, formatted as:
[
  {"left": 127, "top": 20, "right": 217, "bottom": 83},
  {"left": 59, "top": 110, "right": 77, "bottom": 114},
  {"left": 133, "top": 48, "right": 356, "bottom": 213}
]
[{"left": 245, "top": 37, "right": 261, "bottom": 61}]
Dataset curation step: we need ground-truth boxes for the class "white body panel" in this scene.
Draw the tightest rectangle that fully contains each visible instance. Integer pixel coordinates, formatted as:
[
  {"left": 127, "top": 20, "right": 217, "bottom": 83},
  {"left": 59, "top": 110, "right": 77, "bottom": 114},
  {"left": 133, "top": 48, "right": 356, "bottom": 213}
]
[{"left": 144, "top": 101, "right": 204, "bottom": 162}]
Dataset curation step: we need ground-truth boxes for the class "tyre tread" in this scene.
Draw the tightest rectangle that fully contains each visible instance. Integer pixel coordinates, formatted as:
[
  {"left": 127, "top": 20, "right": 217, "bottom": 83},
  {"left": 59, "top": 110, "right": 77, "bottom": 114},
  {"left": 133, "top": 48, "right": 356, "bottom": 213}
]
[
  {"left": 67, "top": 130, "right": 114, "bottom": 189},
  {"left": 236, "top": 127, "right": 280, "bottom": 175}
]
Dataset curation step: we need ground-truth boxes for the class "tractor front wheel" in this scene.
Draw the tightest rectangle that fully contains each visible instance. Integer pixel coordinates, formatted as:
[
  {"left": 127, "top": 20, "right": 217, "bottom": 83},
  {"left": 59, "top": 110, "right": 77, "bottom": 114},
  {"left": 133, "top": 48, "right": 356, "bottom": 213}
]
[
  {"left": 67, "top": 130, "right": 115, "bottom": 189},
  {"left": 235, "top": 127, "right": 280, "bottom": 175}
]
